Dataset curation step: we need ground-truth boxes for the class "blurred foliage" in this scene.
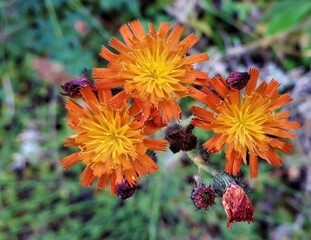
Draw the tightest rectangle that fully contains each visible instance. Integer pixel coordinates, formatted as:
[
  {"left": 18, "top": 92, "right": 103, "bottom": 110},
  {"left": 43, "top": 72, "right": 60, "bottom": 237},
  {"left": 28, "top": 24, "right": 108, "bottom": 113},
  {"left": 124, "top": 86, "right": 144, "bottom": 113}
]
[{"left": 1, "top": 0, "right": 311, "bottom": 239}]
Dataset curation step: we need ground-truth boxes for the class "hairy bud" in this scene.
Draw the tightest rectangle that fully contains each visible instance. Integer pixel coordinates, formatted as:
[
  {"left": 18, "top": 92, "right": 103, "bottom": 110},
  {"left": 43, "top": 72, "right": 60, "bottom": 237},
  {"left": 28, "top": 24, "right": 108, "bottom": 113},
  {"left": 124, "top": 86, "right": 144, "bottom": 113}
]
[
  {"left": 226, "top": 71, "right": 250, "bottom": 90},
  {"left": 61, "top": 70, "right": 96, "bottom": 98}
]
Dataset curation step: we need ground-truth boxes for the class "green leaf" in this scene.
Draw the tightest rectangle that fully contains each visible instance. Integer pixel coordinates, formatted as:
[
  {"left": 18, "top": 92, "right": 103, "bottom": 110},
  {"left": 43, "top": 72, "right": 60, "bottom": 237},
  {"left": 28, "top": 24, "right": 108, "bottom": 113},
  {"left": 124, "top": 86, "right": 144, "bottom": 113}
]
[{"left": 262, "top": 0, "right": 311, "bottom": 35}]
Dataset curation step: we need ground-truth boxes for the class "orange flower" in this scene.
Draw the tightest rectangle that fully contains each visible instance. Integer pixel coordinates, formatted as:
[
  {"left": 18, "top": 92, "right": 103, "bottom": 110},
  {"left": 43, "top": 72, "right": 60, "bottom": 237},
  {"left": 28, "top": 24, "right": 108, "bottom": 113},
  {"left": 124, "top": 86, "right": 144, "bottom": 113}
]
[
  {"left": 61, "top": 86, "right": 167, "bottom": 195},
  {"left": 93, "top": 20, "right": 209, "bottom": 123},
  {"left": 191, "top": 68, "right": 300, "bottom": 178}
]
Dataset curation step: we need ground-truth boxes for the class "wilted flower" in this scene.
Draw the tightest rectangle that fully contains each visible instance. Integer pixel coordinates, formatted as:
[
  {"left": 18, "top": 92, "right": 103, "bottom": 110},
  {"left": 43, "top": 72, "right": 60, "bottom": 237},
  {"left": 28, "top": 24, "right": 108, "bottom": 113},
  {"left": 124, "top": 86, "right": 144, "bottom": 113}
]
[
  {"left": 61, "top": 86, "right": 167, "bottom": 195},
  {"left": 165, "top": 124, "right": 197, "bottom": 153},
  {"left": 93, "top": 20, "right": 209, "bottom": 123},
  {"left": 222, "top": 184, "right": 254, "bottom": 228},
  {"left": 191, "top": 68, "right": 300, "bottom": 178}
]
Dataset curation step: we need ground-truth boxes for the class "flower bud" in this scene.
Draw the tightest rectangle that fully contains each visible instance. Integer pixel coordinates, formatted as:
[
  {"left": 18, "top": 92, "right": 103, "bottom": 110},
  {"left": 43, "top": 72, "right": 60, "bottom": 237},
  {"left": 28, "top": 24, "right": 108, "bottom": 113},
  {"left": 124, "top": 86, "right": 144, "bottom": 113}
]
[
  {"left": 165, "top": 124, "right": 197, "bottom": 153},
  {"left": 226, "top": 71, "right": 250, "bottom": 90},
  {"left": 191, "top": 183, "right": 215, "bottom": 209},
  {"left": 116, "top": 179, "right": 136, "bottom": 200},
  {"left": 61, "top": 70, "right": 96, "bottom": 98},
  {"left": 222, "top": 184, "right": 254, "bottom": 227}
]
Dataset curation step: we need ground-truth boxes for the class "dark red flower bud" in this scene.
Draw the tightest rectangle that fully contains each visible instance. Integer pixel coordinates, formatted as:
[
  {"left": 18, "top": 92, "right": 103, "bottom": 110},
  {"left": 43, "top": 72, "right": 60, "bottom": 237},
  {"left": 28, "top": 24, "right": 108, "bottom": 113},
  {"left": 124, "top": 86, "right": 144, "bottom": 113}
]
[
  {"left": 61, "top": 70, "right": 96, "bottom": 98},
  {"left": 226, "top": 71, "right": 250, "bottom": 90},
  {"left": 191, "top": 183, "right": 216, "bottom": 209},
  {"left": 222, "top": 184, "right": 254, "bottom": 228},
  {"left": 165, "top": 124, "right": 197, "bottom": 153},
  {"left": 116, "top": 179, "right": 136, "bottom": 200}
]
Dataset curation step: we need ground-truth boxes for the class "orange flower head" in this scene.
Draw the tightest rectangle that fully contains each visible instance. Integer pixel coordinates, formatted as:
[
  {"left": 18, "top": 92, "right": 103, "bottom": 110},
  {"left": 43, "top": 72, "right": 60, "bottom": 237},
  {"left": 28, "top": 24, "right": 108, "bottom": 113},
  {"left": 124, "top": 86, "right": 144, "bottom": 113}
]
[
  {"left": 93, "top": 20, "right": 209, "bottom": 123},
  {"left": 61, "top": 86, "right": 167, "bottom": 195},
  {"left": 191, "top": 68, "right": 300, "bottom": 178}
]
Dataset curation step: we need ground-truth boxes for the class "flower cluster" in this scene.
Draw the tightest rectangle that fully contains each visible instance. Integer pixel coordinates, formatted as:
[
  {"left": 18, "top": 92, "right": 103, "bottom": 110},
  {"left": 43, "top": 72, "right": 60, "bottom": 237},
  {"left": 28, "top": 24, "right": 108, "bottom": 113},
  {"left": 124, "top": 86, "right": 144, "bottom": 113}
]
[
  {"left": 60, "top": 20, "right": 299, "bottom": 227},
  {"left": 191, "top": 172, "right": 254, "bottom": 227}
]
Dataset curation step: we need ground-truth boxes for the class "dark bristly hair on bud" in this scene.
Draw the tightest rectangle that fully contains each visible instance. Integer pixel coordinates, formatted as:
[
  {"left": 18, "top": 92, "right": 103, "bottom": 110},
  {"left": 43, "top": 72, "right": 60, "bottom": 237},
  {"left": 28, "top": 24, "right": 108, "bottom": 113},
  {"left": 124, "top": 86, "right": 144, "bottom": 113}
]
[
  {"left": 165, "top": 124, "right": 197, "bottom": 153},
  {"left": 211, "top": 171, "right": 251, "bottom": 196},
  {"left": 211, "top": 171, "right": 236, "bottom": 197},
  {"left": 226, "top": 71, "right": 250, "bottom": 90},
  {"left": 191, "top": 183, "right": 216, "bottom": 210},
  {"left": 146, "top": 150, "right": 158, "bottom": 163},
  {"left": 61, "top": 69, "right": 96, "bottom": 98},
  {"left": 116, "top": 179, "right": 137, "bottom": 200}
]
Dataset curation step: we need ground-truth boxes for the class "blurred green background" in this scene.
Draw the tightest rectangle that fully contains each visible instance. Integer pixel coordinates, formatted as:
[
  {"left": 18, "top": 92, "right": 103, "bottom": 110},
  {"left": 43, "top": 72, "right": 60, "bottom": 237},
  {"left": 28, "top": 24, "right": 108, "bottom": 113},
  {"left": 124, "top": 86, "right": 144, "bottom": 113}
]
[{"left": 1, "top": 0, "right": 311, "bottom": 239}]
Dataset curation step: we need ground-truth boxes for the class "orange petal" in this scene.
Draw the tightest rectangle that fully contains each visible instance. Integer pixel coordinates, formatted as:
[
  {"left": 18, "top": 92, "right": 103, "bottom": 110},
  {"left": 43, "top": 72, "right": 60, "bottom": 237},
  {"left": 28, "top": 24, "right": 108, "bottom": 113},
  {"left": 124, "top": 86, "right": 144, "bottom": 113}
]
[
  {"left": 265, "top": 79, "right": 281, "bottom": 96},
  {"left": 264, "top": 147, "right": 283, "bottom": 167},
  {"left": 179, "top": 34, "right": 199, "bottom": 54},
  {"left": 167, "top": 25, "right": 184, "bottom": 48},
  {"left": 96, "top": 174, "right": 110, "bottom": 190},
  {"left": 129, "top": 97, "right": 143, "bottom": 116},
  {"left": 131, "top": 158, "right": 148, "bottom": 178},
  {"left": 137, "top": 154, "right": 159, "bottom": 174},
  {"left": 191, "top": 118, "right": 213, "bottom": 130},
  {"left": 97, "top": 89, "right": 112, "bottom": 104},
  {"left": 110, "top": 171, "right": 117, "bottom": 195},
  {"left": 249, "top": 154, "right": 258, "bottom": 178},
  {"left": 168, "top": 99, "right": 182, "bottom": 120},
  {"left": 276, "top": 110, "right": 290, "bottom": 119},
  {"left": 61, "top": 152, "right": 80, "bottom": 169},
  {"left": 157, "top": 22, "right": 170, "bottom": 38},
  {"left": 129, "top": 20, "right": 146, "bottom": 39},
  {"left": 209, "top": 75, "right": 230, "bottom": 98},
  {"left": 109, "top": 37, "right": 130, "bottom": 53},
  {"left": 159, "top": 101, "right": 173, "bottom": 123},
  {"left": 64, "top": 135, "right": 77, "bottom": 147},
  {"left": 245, "top": 67, "right": 260, "bottom": 95},
  {"left": 80, "top": 166, "right": 96, "bottom": 187},
  {"left": 191, "top": 106, "right": 216, "bottom": 122},
  {"left": 124, "top": 168, "right": 138, "bottom": 186},
  {"left": 80, "top": 86, "right": 100, "bottom": 113},
  {"left": 225, "top": 145, "right": 234, "bottom": 174},
  {"left": 119, "top": 24, "right": 134, "bottom": 46},
  {"left": 268, "top": 138, "right": 293, "bottom": 154},
  {"left": 140, "top": 103, "right": 152, "bottom": 123},
  {"left": 143, "top": 120, "right": 163, "bottom": 135},
  {"left": 143, "top": 139, "right": 167, "bottom": 151},
  {"left": 262, "top": 127, "right": 297, "bottom": 138},
  {"left": 186, "top": 53, "right": 209, "bottom": 64},
  {"left": 203, "top": 134, "right": 225, "bottom": 153},
  {"left": 232, "top": 153, "right": 242, "bottom": 176},
  {"left": 65, "top": 99, "right": 83, "bottom": 113},
  {"left": 99, "top": 46, "right": 118, "bottom": 61},
  {"left": 109, "top": 90, "right": 130, "bottom": 109}
]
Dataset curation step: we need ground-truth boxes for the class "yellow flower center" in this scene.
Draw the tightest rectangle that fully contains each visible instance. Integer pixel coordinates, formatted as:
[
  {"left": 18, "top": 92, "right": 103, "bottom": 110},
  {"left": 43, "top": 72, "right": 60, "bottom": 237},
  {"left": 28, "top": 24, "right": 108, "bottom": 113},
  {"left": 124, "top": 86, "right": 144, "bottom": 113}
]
[
  {"left": 123, "top": 38, "right": 186, "bottom": 103},
  {"left": 213, "top": 92, "right": 270, "bottom": 152},
  {"left": 78, "top": 107, "right": 143, "bottom": 168}
]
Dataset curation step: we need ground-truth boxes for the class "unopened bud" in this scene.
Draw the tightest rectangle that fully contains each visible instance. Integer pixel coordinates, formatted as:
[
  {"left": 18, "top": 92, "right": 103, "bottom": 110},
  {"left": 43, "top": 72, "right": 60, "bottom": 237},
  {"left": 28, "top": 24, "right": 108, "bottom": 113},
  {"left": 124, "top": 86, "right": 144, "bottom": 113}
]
[
  {"left": 116, "top": 179, "right": 136, "bottom": 200},
  {"left": 226, "top": 71, "right": 250, "bottom": 90},
  {"left": 191, "top": 183, "right": 215, "bottom": 210},
  {"left": 61, "top": 70, "right": 96, "bottom": 98}
]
